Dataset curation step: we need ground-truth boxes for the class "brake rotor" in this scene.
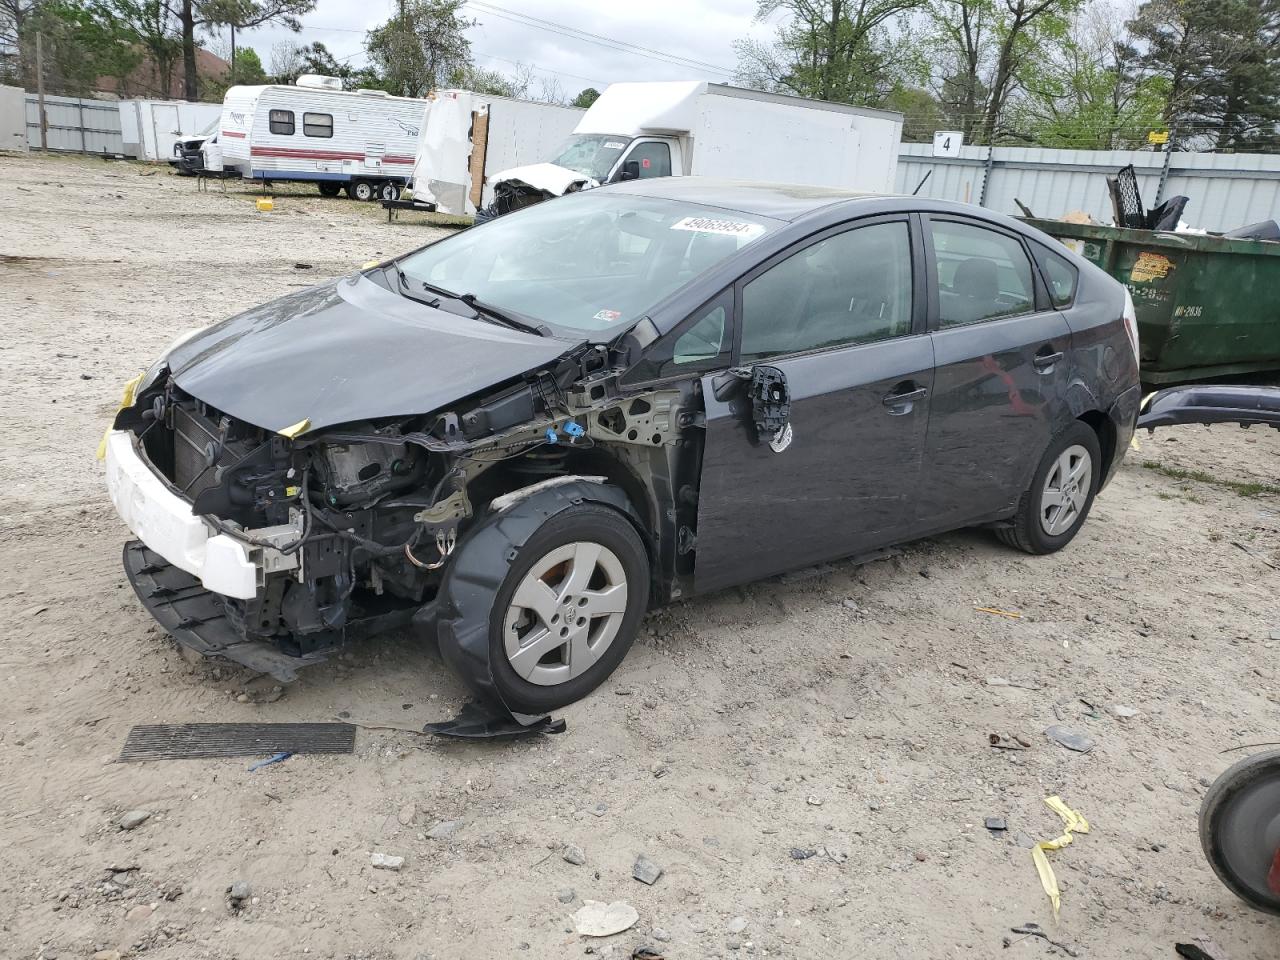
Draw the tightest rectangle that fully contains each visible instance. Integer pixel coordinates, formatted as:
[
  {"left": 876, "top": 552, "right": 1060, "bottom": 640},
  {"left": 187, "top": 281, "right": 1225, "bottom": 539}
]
[{"left": 1200, "top": 749, "right": 1280, "bottom": 915}]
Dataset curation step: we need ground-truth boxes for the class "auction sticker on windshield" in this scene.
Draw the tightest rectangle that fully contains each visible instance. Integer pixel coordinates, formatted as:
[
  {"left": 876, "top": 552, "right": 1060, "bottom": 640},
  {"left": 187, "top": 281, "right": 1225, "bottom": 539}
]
[
  {"left": 593, "top": 309, "right": 622, "bottom": 322},
  {"left": 671, "top": 217, "right": 766, "bottom": 239}
]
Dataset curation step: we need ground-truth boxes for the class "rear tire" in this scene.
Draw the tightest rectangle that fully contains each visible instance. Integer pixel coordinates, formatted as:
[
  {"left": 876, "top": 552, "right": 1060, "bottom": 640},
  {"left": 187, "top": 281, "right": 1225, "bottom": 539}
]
[
  {"left": 480, "top": 503, "right": 649, "bottom": 713},
  {"left": 317, "top": 182, "right": 341, "bottom": 197},
  {"left": 996, "top": 420, "right": 1102, "bottom": 554},
  {"left": 346, "top": 180, "right": 375, "bottom": 202}
]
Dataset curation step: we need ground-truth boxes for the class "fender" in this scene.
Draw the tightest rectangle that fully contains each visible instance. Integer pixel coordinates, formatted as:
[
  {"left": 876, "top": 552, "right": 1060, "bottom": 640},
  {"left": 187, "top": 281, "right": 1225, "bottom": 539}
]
[{"left": 434, "top": 478, "right": 646, "bottom": 725}]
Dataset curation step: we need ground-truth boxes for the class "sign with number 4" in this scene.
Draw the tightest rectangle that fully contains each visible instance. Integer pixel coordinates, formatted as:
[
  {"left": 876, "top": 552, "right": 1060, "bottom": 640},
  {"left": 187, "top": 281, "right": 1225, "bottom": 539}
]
[{"left": 933, "top": 131, "right": 963, "bottom": 158}]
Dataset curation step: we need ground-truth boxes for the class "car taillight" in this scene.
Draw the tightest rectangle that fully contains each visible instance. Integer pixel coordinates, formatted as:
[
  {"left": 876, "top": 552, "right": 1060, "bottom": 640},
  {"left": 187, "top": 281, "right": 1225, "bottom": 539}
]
[{"left": 1122, "top": 289, "right": 1140, "bottom": 368}]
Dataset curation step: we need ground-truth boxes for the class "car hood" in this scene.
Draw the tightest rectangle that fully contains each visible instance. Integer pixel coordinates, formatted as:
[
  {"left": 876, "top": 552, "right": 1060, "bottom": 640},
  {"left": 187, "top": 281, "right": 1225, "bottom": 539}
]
[
  {"left": 166, "top": 273, "right": 577, "bottom": 434},
  {"left": 490, "top": 162, "right": 597, "bottom": 197}
]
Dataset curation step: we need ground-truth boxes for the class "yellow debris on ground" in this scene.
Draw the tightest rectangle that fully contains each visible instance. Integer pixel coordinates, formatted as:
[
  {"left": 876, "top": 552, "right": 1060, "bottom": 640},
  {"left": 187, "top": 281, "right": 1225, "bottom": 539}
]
[{"left": 1032, "top": 796, "right": 1091, "bottom": 920}]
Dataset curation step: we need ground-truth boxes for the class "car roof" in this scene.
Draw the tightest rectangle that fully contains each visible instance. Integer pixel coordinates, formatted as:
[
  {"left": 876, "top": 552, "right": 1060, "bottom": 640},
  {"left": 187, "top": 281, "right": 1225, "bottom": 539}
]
[{"left": 602, "top": 177, "right": 890, "bottom": 222}]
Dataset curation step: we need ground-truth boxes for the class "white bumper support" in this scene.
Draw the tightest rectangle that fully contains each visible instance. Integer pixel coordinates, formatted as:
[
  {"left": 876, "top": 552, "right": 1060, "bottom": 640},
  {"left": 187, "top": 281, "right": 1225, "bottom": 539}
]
[{"left": 103, "top": 430, "right": 258, "bottom": 599}]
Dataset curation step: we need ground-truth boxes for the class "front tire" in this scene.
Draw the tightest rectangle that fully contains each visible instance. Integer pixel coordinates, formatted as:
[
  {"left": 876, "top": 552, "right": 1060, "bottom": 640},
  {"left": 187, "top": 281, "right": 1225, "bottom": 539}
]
[
  {"left": 346, "top": 180, "right": 375, "bottom": 201},
  {"left": 996, "top": 420, "right": 1102, "bottom": 554},
  {"left": 454, "top": 502, "right": 648, "bottom": 714}
]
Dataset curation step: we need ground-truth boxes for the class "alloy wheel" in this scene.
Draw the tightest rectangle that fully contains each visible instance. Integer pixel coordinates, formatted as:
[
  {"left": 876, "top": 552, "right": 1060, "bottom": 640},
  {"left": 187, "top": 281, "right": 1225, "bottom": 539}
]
[
  {"left": 502, "top": 541, "right": 629, "bottom": 687},
  {"left": 1039, "top": 444, "right": 1092, "bottom": 536}
]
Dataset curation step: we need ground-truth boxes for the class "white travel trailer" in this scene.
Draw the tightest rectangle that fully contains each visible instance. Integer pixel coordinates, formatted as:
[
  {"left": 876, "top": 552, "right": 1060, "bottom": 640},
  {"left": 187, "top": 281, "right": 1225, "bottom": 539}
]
[
  {"left": 485, "top": 81, "right": 903, "bottom": 216},
  {"left": 215, "top": 75, "right": 428, "bottom": 200},
  {"left": 408, "top": 90, "right": 583, "bottom": 215}
]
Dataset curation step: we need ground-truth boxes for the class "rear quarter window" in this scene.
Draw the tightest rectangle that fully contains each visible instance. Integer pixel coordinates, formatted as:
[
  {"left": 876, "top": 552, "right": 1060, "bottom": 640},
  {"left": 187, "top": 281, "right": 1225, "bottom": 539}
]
[{"left": 1035, "top": 242, "right": 1079, "bottom": 307}]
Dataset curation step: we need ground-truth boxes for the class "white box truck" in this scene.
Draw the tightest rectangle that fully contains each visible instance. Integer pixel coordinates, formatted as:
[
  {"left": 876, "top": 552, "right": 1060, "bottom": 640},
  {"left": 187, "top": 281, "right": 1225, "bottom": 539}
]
[
  {"left": 404, "top": 89, "right": 583, "bottom": 215},
  {"left": 481, "top": 81, "right": 903, "bottom": 218},
  {"left": 213, "top": 75, "right": 429, "bottom": 200}
]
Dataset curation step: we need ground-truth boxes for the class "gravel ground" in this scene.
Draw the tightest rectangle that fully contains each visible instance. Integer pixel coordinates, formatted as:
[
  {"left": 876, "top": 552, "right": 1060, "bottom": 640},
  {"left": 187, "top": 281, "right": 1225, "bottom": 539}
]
[{"left": 3, "top": 152, "right": 1280, "bottom": 960}]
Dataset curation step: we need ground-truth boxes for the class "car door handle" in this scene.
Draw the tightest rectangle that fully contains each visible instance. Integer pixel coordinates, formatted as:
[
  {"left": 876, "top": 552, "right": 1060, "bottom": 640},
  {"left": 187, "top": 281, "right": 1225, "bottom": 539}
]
[
  {"left": 1033, "top": 349, "right": 1064, "bottom": 371},
  {"left": 882, "top": 385, "right": 928, "bottom": 406}
]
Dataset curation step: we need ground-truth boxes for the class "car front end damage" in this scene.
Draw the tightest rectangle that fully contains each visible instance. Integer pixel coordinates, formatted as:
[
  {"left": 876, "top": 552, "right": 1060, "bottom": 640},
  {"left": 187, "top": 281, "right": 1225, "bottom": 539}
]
[{"left": 105, "top": 337, "right": 699, "bottom": 713}]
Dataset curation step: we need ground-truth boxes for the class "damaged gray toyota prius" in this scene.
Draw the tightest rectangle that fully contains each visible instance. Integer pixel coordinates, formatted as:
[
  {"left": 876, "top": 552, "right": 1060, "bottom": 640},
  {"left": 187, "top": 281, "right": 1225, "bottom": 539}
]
[{"left": 104, "top": 178, "right": 1141, "bottom": 727}]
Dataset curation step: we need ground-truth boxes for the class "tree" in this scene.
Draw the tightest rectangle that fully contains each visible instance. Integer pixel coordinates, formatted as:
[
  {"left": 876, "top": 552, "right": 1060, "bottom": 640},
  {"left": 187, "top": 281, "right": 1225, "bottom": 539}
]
[
  {"left": 1005, "top": 2, "right": 1168, "bottom": 147},
  {"left": 571, "top": 86, "right": 600, "bottom": 108},
  {"left": 734, "top": 0, "right": 929, "bottom": 106},
  {"left": 449, "top": 61, "right": 532, "bottom": 97},
  {"left": 922, "top": 0, "right": 1084, "bottom": 142},
  {"left": 6, "top": 0, "right": 141, "bottom": 94},
  {"left": 178, "top": 0, "right": 314, "bottom": 100},
  {"left": 365, "top": 0, "right": 472, "bottom": 98},
  {"left": 1128, "top": 0, "right": 1280, "bottom": 149},
  {"left": 229, "top": 43, "right": 262, "bottom": 82}
]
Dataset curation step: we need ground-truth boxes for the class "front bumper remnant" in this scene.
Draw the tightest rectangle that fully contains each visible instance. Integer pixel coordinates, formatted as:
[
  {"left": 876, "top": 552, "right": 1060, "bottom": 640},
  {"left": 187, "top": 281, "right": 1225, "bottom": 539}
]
[{"left": 123, "top": 540, "right": 330, "bottom": 682}]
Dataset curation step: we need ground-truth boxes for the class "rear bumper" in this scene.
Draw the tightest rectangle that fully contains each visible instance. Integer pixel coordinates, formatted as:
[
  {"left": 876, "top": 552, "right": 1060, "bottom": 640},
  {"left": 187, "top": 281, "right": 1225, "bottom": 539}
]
[
  {"left": 1104, "top": 383, "right": 1142, "bottom": 487},
  {"left": 103, "top": 429, "right": 258, "bottom": 599}
]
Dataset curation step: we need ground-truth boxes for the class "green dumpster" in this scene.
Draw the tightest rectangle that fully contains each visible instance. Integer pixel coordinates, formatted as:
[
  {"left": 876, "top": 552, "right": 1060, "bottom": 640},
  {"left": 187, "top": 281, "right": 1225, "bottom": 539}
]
[{"left": 1023, "top": 218, "right": 1280, "bottom": 386}]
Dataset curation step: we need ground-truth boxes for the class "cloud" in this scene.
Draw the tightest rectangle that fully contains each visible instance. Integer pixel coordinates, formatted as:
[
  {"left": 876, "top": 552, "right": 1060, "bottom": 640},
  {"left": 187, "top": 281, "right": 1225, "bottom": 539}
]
[{"left": 226, "top": 0, "right": 776, "bottom": 95}]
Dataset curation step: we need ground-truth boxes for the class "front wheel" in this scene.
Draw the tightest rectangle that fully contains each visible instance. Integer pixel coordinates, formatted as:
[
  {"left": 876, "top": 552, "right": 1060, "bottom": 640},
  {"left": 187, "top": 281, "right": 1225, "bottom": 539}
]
[
  {"left": 441, "top": 499, "right": 649, "bottom": 714},
  {"left": 996, "top": 420, "right": 1102, "bottom": 554},
  {"left": 346, "top": 180, "right": 375, "bottom": 202}
]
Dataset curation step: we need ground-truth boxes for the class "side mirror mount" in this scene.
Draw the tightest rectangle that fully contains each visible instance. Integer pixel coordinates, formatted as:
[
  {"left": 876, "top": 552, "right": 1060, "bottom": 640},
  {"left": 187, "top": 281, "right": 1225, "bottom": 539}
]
[
  {"left": 710, "top": 365, "right": 791, "bottom": 445},
  {"left": 619, "top": 160, "right": 640, "bottom": 182}
]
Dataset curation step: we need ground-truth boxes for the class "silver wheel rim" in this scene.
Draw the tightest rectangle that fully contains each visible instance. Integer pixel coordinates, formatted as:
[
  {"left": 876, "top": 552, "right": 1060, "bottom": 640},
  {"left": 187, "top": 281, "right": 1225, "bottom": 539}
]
[
  {"left": 1040, "top": 443, "right": 1092, "bottom": 536},
  {"left": 503, "top": 541, "right": 628, "bottom": 687}
]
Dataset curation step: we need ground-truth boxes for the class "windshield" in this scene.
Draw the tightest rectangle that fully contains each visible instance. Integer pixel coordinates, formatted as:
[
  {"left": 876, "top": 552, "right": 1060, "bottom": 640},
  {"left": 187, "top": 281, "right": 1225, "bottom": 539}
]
[
  {"left": 549, "top": 134, "right": 632, "bottom": 181},
  {"left": 395, "top": 193, "right": 778, "bottom": 338}
]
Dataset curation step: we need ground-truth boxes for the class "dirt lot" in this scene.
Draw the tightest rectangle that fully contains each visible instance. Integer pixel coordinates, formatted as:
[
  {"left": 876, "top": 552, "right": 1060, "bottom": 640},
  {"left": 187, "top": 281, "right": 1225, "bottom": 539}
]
[{"left": 3, "top": 152, "right": 1280, "bottom": 960}]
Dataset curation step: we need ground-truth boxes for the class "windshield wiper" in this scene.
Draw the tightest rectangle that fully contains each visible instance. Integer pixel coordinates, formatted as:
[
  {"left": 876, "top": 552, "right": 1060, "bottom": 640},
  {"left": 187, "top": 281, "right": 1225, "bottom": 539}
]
[
  {"left": 390, "top": 263, "right": 550, "bottom": 337},
  {"left": 460, "top": 293, "right": 552, "bottom": 338}
]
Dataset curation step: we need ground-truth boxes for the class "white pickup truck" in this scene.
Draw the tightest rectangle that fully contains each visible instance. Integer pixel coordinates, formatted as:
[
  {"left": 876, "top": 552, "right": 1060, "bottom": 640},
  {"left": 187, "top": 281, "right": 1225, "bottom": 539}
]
[{"left": 481, "top": 80, "right": 903, "bottom": 218}]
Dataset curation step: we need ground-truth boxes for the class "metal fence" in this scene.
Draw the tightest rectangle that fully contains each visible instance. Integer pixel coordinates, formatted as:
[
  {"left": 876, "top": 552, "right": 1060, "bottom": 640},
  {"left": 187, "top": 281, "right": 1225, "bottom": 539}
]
[
  {"left": 893, "top": 143, "right": 1280, "bottom": 233},
  {"left": 25, "top": 93, "right": 124, "bottom": 154}
]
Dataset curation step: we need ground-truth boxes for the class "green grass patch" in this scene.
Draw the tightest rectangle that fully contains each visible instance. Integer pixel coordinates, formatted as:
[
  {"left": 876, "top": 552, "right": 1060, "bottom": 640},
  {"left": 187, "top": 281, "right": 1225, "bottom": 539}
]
[{"left": 1141, "top": 460, "right": 1280, "bottom": 498}]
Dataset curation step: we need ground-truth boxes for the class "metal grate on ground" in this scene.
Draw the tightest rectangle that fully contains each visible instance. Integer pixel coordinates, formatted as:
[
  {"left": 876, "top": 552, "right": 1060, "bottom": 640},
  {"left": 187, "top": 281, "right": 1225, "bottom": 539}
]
[{"left": 118, "top": 722, "right": 356, "bottom": 762}]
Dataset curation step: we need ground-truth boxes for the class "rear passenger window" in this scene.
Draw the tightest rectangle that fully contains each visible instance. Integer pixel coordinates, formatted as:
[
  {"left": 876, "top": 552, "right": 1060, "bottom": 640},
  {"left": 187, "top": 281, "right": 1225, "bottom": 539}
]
[
  {"left": 303, "top": 112, "right": 333, "bottom": 138},
  {"left": 740, "top": 221, "right": 913, "bottom": 363},
  {"left": 268, "top": 109, "right": 294, "bottom": 135},
  {"left": 931, "top": 220, "right": 1035, "bottom": 327},
  {"left": 1036, "top": 243, "right": 1079, "bottom": 307}
]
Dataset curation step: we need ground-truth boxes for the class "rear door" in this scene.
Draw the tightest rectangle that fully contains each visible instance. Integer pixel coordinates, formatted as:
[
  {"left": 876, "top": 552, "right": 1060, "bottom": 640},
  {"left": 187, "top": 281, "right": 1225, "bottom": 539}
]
[
  {"left": 693, "top": 215, "right": 934, "bottom": 594},
  {"left": 918, "top": 215, "right": 1073, "bottom": 527}
]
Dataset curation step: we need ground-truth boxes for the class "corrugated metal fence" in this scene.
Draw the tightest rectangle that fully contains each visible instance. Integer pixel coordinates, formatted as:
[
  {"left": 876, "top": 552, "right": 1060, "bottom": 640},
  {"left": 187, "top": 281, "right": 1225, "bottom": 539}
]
[
  {"left": 893, "top": 143, "right": 1280, "bottom": 233},
  {"left": 25, "top": 93, "right": 124, "bottom": 154}
]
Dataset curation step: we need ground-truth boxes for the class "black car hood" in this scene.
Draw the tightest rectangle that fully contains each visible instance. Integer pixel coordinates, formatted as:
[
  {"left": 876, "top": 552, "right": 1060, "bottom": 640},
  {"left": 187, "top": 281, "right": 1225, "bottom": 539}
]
[{"left": 167, "top": 274, "right": 576, "bottom": 434}]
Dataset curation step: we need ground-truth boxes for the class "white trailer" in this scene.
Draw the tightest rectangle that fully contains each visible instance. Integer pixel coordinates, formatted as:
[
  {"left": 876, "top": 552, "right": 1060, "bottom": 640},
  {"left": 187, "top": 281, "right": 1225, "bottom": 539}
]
[
  {"left": 488, "top": 81, "right": 903, "bottom": 214},
  {"left": 215, "top": 76, "right": 428, "bottom": 200},
  {"left": 408, "top": 89, "right": 583, "bottom": 215},
  {"left": 118, "top": 99, "right": 222, "bottom": 163}
]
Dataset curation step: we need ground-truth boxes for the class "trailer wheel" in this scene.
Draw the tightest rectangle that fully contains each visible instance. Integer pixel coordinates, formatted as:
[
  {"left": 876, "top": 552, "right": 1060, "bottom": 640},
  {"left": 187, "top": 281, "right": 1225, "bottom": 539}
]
[
  {"left": 378, "top": 182, "right": 402, "bottom": 202},
  {"left": 347, "top": 180, "right": 376, "bottom": 202},
  {"left": 318, "top": 182, "right": 342, "bottom": 198}
]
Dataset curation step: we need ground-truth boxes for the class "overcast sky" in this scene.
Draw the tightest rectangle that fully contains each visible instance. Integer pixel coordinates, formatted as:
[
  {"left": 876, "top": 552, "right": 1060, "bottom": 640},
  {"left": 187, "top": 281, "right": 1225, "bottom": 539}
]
[{"left": 232, "top": 0, "right": 777, "bottom": 97}]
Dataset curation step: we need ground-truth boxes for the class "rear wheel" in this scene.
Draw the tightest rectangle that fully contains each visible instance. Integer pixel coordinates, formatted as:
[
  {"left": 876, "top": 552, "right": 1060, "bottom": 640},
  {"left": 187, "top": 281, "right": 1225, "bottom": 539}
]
[
  {"left": 346, "top": 180, "right": 375, "bottom": 202},
  {"left": 317, "top": 182, "right": 341, "bottom": 197},
  {"left": 378, "top": 181, "right": 402, "bottom": 202},
  {"left": 1200, "top": 750, "right": 1280, "bottom": 915},
  {"left": 485, "top": 503, "right": 649, "bottom": 713},
  {"left": 996, "top": 420, "right": 1102, "bottom": 554}
]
